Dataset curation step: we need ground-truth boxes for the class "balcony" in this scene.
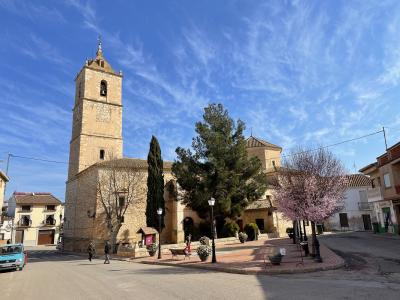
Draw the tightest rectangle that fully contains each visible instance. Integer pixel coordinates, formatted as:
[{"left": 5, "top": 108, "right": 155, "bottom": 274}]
[
  {"left": 358, "top": 202, "right": 372, "bottom": 210},
  {"left": 367, "top": 187, "right": 383, "bottom": 203},
  {"left": 18, "top": 209, "right": 32, "bottom": 213},
  {"left": 17, "top": 219, "right": 32, "bottom": 227},
  {"left": 42, "top": 219, "right": 56, "bottom": 226}
]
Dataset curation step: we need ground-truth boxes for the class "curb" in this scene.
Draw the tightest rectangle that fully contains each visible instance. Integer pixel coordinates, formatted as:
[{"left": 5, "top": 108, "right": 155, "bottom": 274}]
[{"left": 139, "top": 259, "right": 345, "bottom": 275}]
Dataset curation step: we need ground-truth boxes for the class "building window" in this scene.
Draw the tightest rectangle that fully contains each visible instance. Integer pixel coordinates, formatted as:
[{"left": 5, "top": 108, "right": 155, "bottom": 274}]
[
  {"left": 45, "top": 215, "right": 56, "bottom": 226},
  {"left": 20, "top": 205, "right": 31, "bottom": 212},
  {"left": 100, "top": 149, "right": 105, "bottom": 160},
  {"left": 20, "top": 215, "right": 31, "bottom": 227},
  {"left": 100, "top": 80, "right": 107, "bottom": 96},
  {"left": 118, "top": 196, "right": 125, "bottom": 207},
  {"left": 384, "top": 173, "right": 391, "bottom": 188},
  {"left": 271, "top": 160, "right": 276, "bottom": 167},
  {"left": 46, "top": 205, "right": 56, "bottom": 211}
]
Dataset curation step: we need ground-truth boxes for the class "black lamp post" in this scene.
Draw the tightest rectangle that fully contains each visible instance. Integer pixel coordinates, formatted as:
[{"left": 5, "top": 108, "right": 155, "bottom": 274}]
[
  {"left": 157, "top": 208, "right": 162, "bottom": 259},
  {"left": 208, "top": 197, "right": 217, "bottom": 263}
]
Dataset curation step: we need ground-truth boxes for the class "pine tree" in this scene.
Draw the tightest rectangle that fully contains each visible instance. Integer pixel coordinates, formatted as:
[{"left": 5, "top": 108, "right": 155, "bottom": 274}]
[
  {"left": 146, "top": 136, "right": 164, "bottom": 228},
  {"left": 172, "top": 103, "right": 267, "bottom": 221}
]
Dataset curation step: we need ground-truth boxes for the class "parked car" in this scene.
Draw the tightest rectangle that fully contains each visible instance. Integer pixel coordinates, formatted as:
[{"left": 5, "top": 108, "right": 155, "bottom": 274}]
[{"left": 0, "top": 243, "right": 27, "bottom": 271}]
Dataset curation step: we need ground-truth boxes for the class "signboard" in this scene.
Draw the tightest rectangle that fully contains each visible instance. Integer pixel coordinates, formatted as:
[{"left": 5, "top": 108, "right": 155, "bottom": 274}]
[{"left": 145, "top": 235, "right": 153, "bottom": 246}]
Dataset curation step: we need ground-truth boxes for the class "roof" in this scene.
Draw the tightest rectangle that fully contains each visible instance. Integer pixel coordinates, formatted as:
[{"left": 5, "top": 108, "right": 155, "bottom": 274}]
[
  {"left": 358, "top": 162, "right": 377, "bottom": 173},
  {"left": 84, "top": 42, "right": 120, "bottom": 76},
  {"left": 0, "top": 171, "right": 9, "bottom": 182},
  {"left": 246, "top": 199, "right": 272, "bottom": 210},
  {"left": 137, "top": 227, "right": 158, "bottom": 235},
  {"left": 345, "top": 174, "right": 371, "bottom": 188},
  {"left": 246, "top": 136, "right": 282, "bottom": 151},
  {"left": 95, "top": 158, "right": 173, "bottom": 170},
  {"left": 13, "top": 192, "right": 62, "bottom": 205}
]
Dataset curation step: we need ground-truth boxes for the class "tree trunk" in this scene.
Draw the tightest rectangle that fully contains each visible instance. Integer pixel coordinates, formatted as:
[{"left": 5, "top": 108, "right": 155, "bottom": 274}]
[
  {"left": 292, "top": 220, "right": 297, "bottom": 244},
  {"left": 110, "top": 223, "right": 122, "bottom": 254},
  {"left": 310, "top": 221, "right": 316, "bottom": 257}
]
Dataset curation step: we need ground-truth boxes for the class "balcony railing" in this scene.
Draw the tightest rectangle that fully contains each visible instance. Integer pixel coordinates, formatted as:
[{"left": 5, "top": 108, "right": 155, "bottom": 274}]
[
  {"left": 367, "top": 187, "right": 383, "bottom": 203},
  {"left": 358, "top": 202, "right": 372, "bottom": 210},
  {"left": 17, "top": 219, "right": 32, "bottom": 227},
  {"left": 42, "top": 219, "right": 56, "bottom": 226}
]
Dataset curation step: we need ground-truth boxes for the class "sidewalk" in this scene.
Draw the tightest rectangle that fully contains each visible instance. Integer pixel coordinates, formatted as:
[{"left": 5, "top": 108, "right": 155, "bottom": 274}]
[{"left": 137, "top": 237, "right": 345, "bottom": 275}]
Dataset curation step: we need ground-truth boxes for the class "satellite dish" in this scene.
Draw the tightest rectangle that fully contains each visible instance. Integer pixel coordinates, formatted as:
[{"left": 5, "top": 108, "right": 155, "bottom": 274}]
[{"left": 5, "top": 224, "right": 11, "bottom": 232}]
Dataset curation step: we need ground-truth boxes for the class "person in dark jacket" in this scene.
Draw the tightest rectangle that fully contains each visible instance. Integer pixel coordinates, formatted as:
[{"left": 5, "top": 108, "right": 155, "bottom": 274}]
[
  {"left": 104, "top": 241, "right": 111, "bottom": 264},
  {"left": 87, "top": 241, "right": 96, "bottom": 262}
]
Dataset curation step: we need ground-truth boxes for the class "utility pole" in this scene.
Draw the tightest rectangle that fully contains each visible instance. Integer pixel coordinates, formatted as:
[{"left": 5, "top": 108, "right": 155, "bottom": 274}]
[
  {"left": 383, "top": 127, "right": 388, "bottom": 151},
  {"left": 3, "top": 153, "right": 13, "bottom": 243}
]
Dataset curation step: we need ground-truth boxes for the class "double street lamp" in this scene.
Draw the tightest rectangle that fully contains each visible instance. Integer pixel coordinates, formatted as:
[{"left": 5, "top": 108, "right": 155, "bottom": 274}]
[
  {"left": 208, "top": 197, "right": 217, "bottom": 263},
  {"left": 157, "top": 208, "right": 163, "bottom": 259}
]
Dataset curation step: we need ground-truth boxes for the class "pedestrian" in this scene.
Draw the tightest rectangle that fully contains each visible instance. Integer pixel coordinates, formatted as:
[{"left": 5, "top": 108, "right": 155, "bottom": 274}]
[
  {"left": 104, "top": 241, "right": 111, "bottom": 264},
  {"left": 87, "top": 241, "right": 96, "bottom": 262},
  {"left": 6, "top": 239, "right": 11, "bottom": 244}
]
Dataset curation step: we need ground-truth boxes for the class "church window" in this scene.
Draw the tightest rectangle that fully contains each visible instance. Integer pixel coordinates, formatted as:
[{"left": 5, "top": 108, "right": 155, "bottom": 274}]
[
  {"left": 118, "top": 196, "right": 125, "bottom": 207},
  {"left": 100, "top": 149, "right": 105, "bottom": 160},
  {"left": 100, "top": 60, "right": 104, "bottom": 68},
  {"left": 100, "top": 80, "right": 107, "bottom": 96}
]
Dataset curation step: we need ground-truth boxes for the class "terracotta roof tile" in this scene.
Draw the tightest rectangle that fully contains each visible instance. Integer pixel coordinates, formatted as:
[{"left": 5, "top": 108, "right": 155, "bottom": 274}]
[
  {"left": 14, "top": 193, "right": 62, "bottom": 205},
  {"left": 345, "top": 174, "right": 371, "bottom": 188},
  {"left": 246, "top": 136, "right": 282, "bottom": 150}
]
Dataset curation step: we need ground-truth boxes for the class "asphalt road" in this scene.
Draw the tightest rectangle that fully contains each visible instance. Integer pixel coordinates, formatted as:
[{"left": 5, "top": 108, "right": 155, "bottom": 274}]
[{"left": 0, "top": 232, "right": 399, "bottom": 300}]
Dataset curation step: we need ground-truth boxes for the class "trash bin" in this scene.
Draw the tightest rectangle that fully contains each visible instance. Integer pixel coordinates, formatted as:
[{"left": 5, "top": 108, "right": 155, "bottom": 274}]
[
  {"left": 316, "top": 224, "right": 323, "bottom": 235},
  {"left": 372, "top": 222, "right": 379, "bottom": 234}
]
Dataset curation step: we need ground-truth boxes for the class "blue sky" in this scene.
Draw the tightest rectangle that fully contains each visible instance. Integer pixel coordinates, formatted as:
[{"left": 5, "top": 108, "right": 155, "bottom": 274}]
[{"left": 1, "top": 0, "right": 400, "bottom": 201}]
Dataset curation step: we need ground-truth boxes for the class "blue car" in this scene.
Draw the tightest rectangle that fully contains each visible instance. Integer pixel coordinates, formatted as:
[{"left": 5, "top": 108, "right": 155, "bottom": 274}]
[{"left": 0, "top": 244, "right": 27, "bottom": 271}]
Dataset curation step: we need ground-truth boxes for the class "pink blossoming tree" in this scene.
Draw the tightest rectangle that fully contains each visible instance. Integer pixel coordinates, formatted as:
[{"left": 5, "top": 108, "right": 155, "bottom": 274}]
[{"left": 273, "top": 147, "right": 347, "bottom": 262}]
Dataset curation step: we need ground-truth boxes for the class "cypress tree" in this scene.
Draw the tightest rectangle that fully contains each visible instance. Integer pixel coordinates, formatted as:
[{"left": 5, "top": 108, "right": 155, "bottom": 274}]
[{"left": 146, "top": 136, "right": 165, "bottom": 228}]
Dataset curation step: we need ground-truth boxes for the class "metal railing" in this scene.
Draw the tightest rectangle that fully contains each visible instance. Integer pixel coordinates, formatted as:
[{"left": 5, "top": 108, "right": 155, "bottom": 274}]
[{"left": 358, "top": 202, "right": 372, "bottom": 210}]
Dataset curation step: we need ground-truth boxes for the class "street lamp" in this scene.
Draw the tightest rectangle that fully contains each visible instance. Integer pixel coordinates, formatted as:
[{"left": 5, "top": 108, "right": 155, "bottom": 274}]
[
  {"left": 208, "top": 197, "right": 217, "bottom": 263},
  {"left": 157, "top": 208, "right": 163, "bottom": 259}
]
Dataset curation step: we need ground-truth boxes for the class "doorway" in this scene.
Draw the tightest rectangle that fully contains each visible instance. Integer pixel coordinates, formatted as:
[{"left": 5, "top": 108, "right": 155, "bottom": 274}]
[
  {"left": 38, "top": 230, "right": 55, "bottom": 245},
  {"left": 362, "top": 214, "right": 372, "bottom": 230},
  {"left": 15, "top": 230, "right": 24, "bottom": 244}
]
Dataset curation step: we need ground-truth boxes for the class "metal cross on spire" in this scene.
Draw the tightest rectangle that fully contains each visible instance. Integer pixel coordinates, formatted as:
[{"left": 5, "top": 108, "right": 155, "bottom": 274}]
[{"left": 96, "top": 35, "right": 103, "bottom": 56}]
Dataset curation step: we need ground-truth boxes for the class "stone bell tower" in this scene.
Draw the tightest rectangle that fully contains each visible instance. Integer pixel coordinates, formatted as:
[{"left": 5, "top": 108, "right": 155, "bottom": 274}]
[{"left": 67, "top": 40, "right": 123, "bottom": 180}]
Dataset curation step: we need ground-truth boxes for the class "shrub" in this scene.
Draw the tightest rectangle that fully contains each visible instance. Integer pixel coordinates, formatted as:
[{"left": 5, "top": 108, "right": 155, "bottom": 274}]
[
  {"left": 238, "top": 232, "right": 248, "bottom": 243},
  {"left": 199, "top": 236, "right": 210, "bottom": 246},
  {"left": 196, "top": 244, "right": 211, "bottom": 257},
  {"left": 221, "top": 220, "right": 240, "bottom": 238},
  {"left": 146, "top": 242, "right": 158, "bottom": 256},
  {"left": 244, "top": 223, "right": 259, "bottom": 241}
]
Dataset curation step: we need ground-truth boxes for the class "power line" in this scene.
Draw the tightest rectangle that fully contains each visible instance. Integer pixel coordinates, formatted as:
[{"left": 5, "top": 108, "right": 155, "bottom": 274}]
[{"left": 5, "top": 129, "right": 386, "bottom": 168}]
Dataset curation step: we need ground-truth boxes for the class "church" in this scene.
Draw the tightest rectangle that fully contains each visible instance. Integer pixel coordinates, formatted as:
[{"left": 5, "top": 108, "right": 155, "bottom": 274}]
[{"left": 63, "top": 43, "right": 291, "bottom": 253}]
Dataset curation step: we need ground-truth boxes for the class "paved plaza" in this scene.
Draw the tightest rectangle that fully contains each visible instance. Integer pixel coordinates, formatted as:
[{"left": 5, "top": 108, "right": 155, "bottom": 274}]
[{"left": 1, "top": 232, "right": 400, "bottom": 300}]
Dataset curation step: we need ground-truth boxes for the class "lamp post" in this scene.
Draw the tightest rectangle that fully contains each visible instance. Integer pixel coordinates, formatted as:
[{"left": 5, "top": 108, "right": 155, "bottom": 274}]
[
  {"left": 208, "top": 197, "right": 217, "bottom": 263},
  {"left": 157, "top": 208, "right": 162, "bottom": 259}
]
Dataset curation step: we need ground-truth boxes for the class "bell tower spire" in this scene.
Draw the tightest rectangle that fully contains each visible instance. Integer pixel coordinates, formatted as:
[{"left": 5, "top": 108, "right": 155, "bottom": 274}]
[{"left": 96, "top": 35, "right": 103, "bottom": 57}]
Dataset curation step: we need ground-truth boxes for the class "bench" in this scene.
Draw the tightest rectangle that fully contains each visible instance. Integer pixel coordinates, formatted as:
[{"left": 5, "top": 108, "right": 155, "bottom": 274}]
[{"left": 169, "top": 248, "right": 191, "bottom": 260}]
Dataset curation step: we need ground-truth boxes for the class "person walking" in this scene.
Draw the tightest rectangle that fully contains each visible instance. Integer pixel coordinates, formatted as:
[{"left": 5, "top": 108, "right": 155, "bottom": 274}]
[
  {"left": 104, "top": 241, "right": 111, "bottom": 264},
  {"left": 87, "top": 241, "right": 96, "bottom": 262}
]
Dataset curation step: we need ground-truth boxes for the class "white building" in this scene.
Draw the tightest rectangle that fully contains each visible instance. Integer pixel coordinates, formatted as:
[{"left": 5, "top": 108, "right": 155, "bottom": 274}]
[
  {"left": 325, "top": 174, "right": 373, "bottom": 231},
  {"left": 7, "top": 192, "right": 64, "bottom": 246}
]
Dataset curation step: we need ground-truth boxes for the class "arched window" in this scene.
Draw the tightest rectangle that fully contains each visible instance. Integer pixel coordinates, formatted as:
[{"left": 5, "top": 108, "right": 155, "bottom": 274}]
[{"left": 100, "top": 80, "right": 107, "bottom": 96}]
